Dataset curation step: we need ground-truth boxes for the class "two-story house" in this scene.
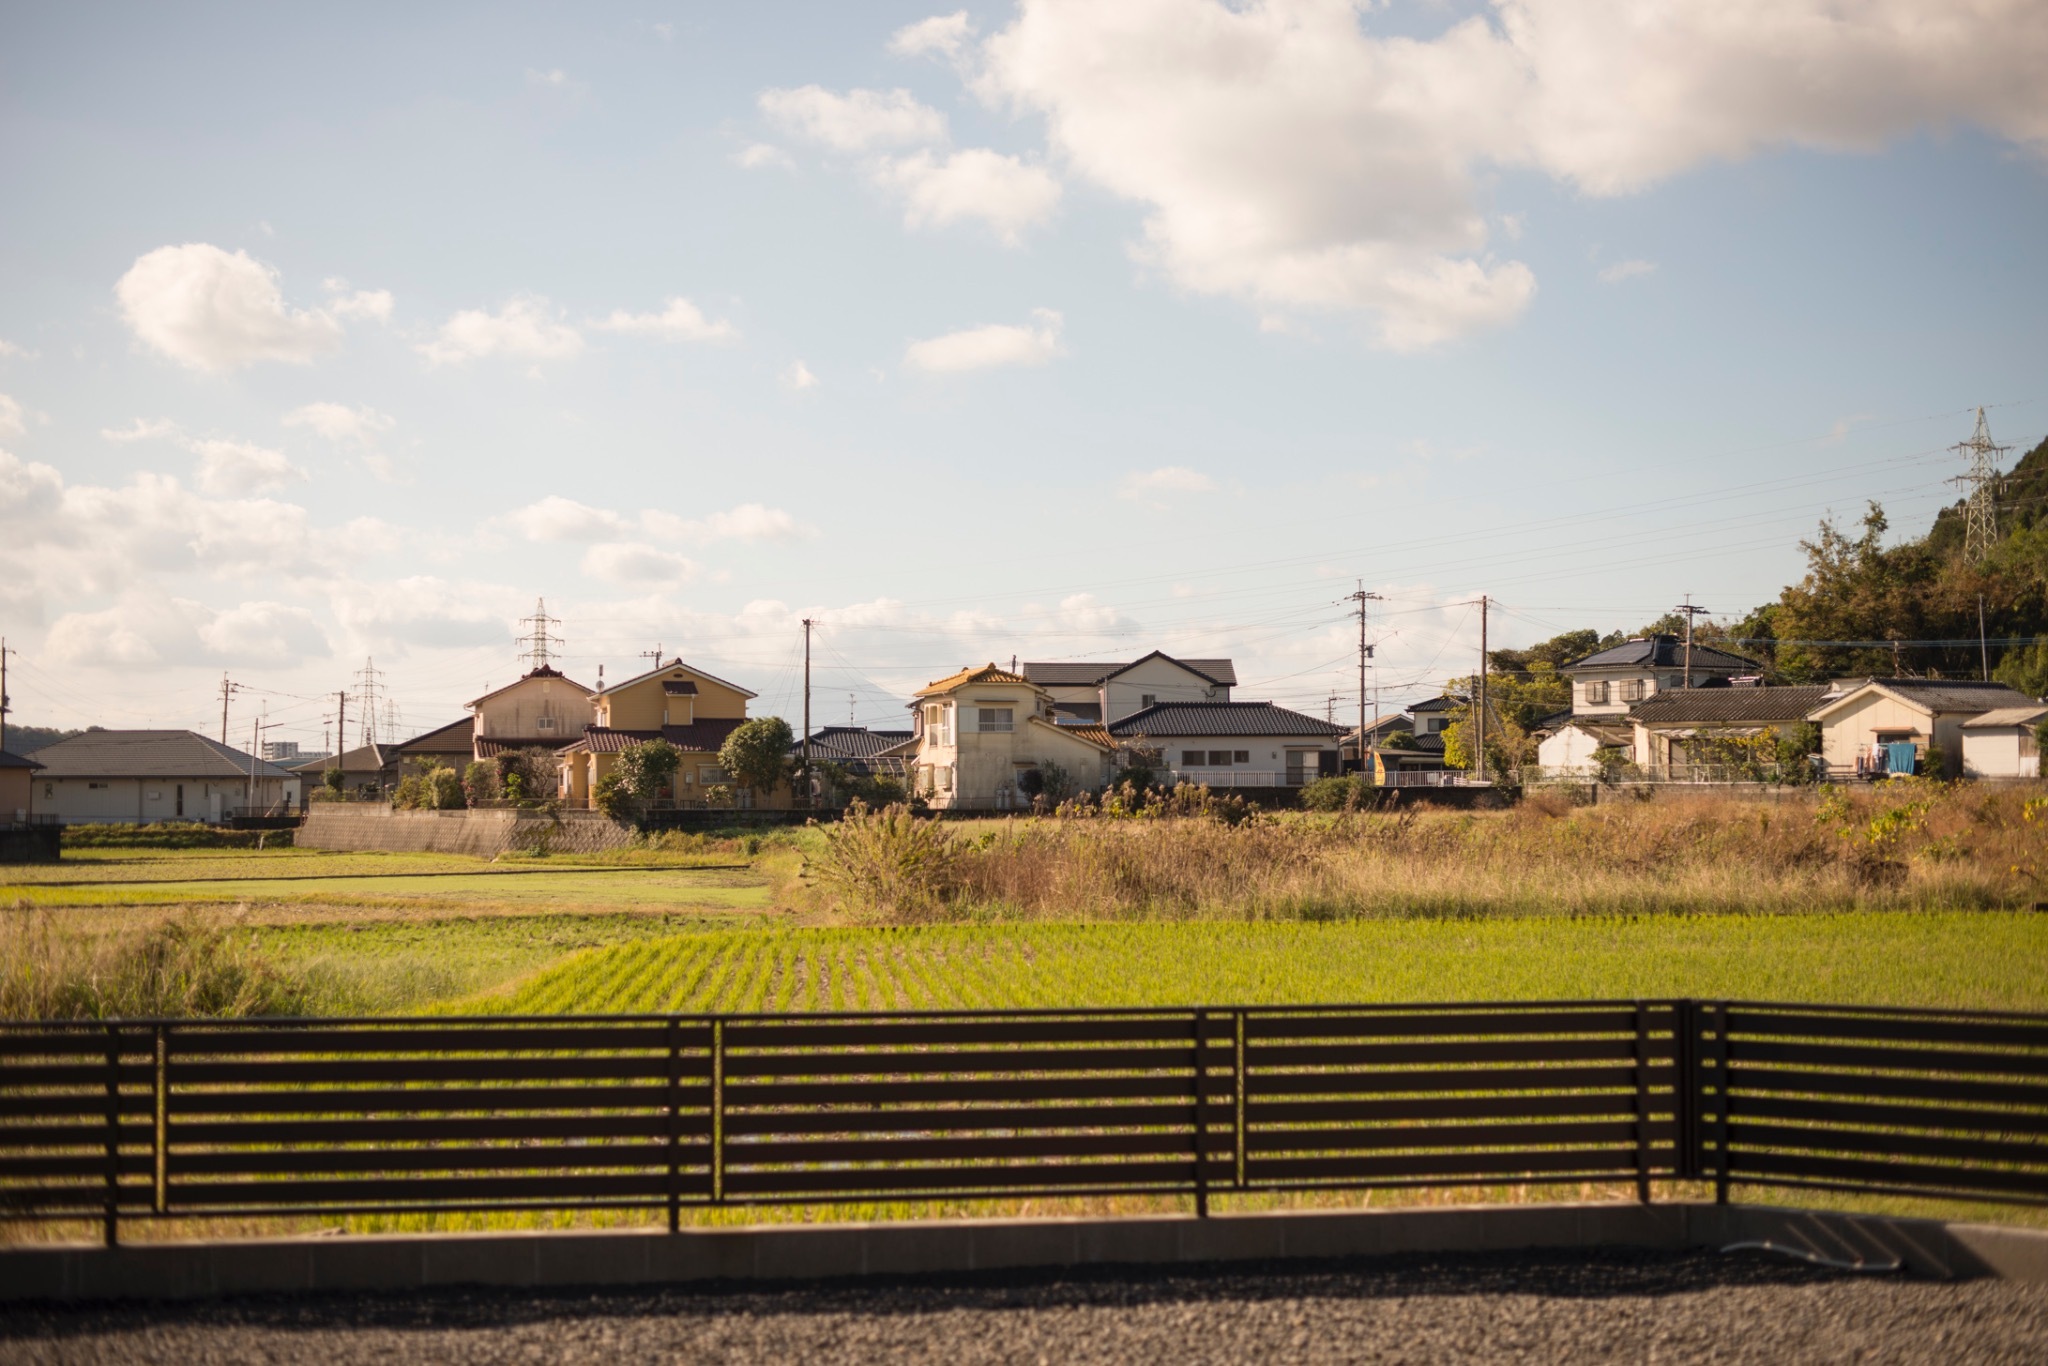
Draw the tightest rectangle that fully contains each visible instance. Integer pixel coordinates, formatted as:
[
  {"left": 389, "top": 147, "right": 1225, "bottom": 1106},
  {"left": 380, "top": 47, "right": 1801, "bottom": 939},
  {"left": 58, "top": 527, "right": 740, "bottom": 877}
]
[
  {"left": 907, "top": 664, "right": 1115, "bottom": 810},
  {"left": 1021, "top": 652, "right": 1235, "bottom": 725},
  {"left": 469, "top": 665, "right": 596, "bottom": 758},
  {"left": 558, "top": 657, "right": 781, "bottom": 808},
  {"left": 1562, "top": 634, "right": 1756, "bottom": 714}
]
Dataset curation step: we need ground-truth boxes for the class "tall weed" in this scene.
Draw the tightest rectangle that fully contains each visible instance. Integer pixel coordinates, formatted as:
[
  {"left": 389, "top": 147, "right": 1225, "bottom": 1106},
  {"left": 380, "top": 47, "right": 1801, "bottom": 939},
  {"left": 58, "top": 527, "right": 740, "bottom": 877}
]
[{"left": 0, "top": 908, "right": 310, "bottom": 1019}]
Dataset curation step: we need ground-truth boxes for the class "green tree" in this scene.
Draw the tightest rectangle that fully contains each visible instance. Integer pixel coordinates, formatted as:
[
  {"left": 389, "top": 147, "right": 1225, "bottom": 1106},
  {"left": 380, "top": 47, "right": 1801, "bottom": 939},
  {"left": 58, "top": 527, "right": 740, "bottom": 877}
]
[
  {"left": 615, "top": 739, "right": 682, "bottom": 806},
  {"left": 1994, "top": 636, "right": 2048, "bottom": 698},
  {"left": 719, "top": 717, "right": 794, "bottom": 798}
]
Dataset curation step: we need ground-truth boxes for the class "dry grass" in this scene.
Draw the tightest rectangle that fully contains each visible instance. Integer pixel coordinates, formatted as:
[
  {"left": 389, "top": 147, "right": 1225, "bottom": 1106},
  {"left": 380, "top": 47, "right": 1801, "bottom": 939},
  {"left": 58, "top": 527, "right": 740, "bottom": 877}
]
[
  {"left": 806, "top": 781, "right": 2048, "bottom": 922},
  {"left": 0, "top": 907, "right": 312, "bottom": 1019}
]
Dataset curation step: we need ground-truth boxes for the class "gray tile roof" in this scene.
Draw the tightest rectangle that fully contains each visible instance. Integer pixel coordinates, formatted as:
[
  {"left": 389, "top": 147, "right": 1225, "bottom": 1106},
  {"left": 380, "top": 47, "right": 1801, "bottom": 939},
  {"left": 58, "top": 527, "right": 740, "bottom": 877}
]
[
  {"left": 800, "top": 726, "right": 915, "bottom": 761},
  {"left": 1107, "top": 702, "right": 1342, "bottom": 739},
  {"left": 1565, "top": 635, "right": 1759, "bottom": 673},
  {"left": 394, "top": 718, "right": 476, "bottom": 757},
  {"left": 32, "top": 730, "right": 293, "bottom": 780},
  {"left": 1835, "top": 679, "right": 2037, "bottom": 715},
  {"left": 1022, "top": 656, "right": 1239, "bottom": 688},
  {"left": 1409, "top": 696, "right": 1464, "bottom": 714},
  {"left": 1628, "top": 685, "right": 1832, "bottom": 725},
  {"left": 1963, "top": 705, "right": 2048, "bottom": 729},
  {"left": 0, "top": 749, "right": 43, "bottom": 770}
]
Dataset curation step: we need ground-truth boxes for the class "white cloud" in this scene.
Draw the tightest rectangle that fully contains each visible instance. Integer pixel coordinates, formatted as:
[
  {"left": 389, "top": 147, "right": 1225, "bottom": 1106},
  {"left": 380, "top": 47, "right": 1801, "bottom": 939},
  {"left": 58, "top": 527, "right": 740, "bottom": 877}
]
[
  {"left": 526, "top": 67, "right": 569, "bottom": 87},
  {"left": 734, "top": 142, "right": 796, "bottom": 170},
  {"left": 668, "top": 503, "right": 804, "bottom": 542},
  {"left": 101, "top": 417, "right": 182, "bottom": 443},
  {"left": 1118, "top": 466, "right": 1217, "bottom": 502},
  {"left": 780, "top": 360, "right": 818, "bottom": 391},
  {"left": 581, "top": 543, "right": 700, "bottom": 585},
  {"left": 502, "top": 495, "right": 808, "bottom": 545},
  {"left": 875, "top": 148, "right": 1062, "bottom": 243},
  {"left": 904, "top": 308, "right": 1065, "bottom": 373},
  {"left": 323, "top": 278, "right": 395, "bottom": 322},
  {"left": 654, "top": 21, "right": 676, "bottom": 41},
  {"left": 0, "top": 395, "right": 23, "bottom": 437},
  {"left": 760, "top": 85, "right": 948, "bottom": 151},
  {"left": 418, "top": 297, "right": 584, "bottom": 366},
  {"left": 1597, "top": 258, "right": 1656, "bottom": 283},
  {"left": 282, "top": 401, "right": 396, "bottom": 446},
  {"left": 891, "top": 11, "right": 973, "bottom": 60},
  {"left": 589, "top": 296, "right": 737, "bottom": 342},
  {"left": 196, "top": 600, "right": 331, "bottom": 663},
  {"left": 974, "top": 0, "right": 2048, "bottom": 349},
  {"left": 115, "top": 243, "right": 344, "bottom": 371},
  {"left": 502, "top": 496, "right": 629, "bottom": 542},
  {"left": 189, "top": 439, "right": 308, "bottom": 496},
  {"left": 0, "top": 339, "right": 33, "bottom": 359}
]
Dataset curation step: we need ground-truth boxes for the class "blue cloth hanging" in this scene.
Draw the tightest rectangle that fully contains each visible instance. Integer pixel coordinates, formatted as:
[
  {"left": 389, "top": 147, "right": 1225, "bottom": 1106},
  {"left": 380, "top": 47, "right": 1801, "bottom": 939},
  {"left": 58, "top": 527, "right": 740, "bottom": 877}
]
[{"left": 1886, "top": 741, "right": 1918, "bottom": 775}]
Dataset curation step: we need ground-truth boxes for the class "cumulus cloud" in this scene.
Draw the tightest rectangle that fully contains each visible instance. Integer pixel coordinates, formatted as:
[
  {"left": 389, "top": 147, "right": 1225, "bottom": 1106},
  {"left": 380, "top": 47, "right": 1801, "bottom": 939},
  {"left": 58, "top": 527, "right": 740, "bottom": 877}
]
[
  {"left": 323, "top": 278, "right": 395, "bottom": 322},
  {"left": 189, "top": 439, "right": 308, "bottom": 496},
  {"left": 760, "top": 85, "right": 949, "bottom": 151},
  {"left": 329, "top": 576, "right": 523, "bottom": 651},
  {"left": 0, "top": 395, "right": 23, "bottom": 437},
  {"left": 875, "top": 148, "right": 1062, "bottom": 243},
  {"left": 1597, "top": 258, "right": 1656, "bottom": 283},
  {"left": 891, "top": 11, "right": 974, "bottom": 60},
  {"left": 972, "top": 0, "right": 2048, "bottom": 348},
  {"left": 115, "top": 244, "right": 348, "bottom": 371},
  {"left": 501, "top": 495, "right": 808, "bottom": 545},
  {"left": 101, "top": 417, "right": 182, "bottom": 443},
  {"left": 734, "top": 142, "right": 795, "bottom": 170},
  {"left": 0, "top": 339, "right": 34, "bottom": 360},
  {"left": 588, "top": 297, "right": 737, "bottom": 342},
  {"left": 418, "top": 297, "right": 584, "bottom": 365},
  {"left": 904, "top": 308, "right": 1064, "bottom": 373},
  {"left": 780, "top": 360, "right": 819, "bottom": 391},
  {"left": 581, "top": 543, "right": 699, "bottom": 586},
  {"left": 282, "top": 401, "right": 396, "bottom": 446},
  {"left": 1118, "top": 466, "right": 1217, "bottom": 502}
]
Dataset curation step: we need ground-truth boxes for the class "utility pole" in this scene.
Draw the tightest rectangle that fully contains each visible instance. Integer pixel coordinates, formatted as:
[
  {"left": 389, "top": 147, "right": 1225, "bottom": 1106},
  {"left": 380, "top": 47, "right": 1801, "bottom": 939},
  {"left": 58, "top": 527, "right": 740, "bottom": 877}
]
[
  {"left": 800, "top": 618, "right": 815, "bottom": 807},
  {"left": 1349, "top": 587, "right": 1381, "bottom": 777},
  {"left": 1949, "top": 408, "right": 2011, "bottom": 561},
  {"left": 335, "top": 690, "right": 349, "bottom": 760},
  {"left": 640, "top": 644, "right": 666, "bottom": 670},
  {"left": 0, "top": 637, "right": 13, "bottom": 752},
  {"left": 1475, "top": 595, "right": 1488, "bottom": 784},
  {"left": 1673, "top": 596, "right": 1709, "bottom": 690},
  {"left": 1979, "top": 595, "right": 1990, "bottom": 681},
  {"left": 849, "top": 693, "right": 856, "bottom": 727},
  {"left": 219, "top": 673, "right": 241, "bottom": 745}
]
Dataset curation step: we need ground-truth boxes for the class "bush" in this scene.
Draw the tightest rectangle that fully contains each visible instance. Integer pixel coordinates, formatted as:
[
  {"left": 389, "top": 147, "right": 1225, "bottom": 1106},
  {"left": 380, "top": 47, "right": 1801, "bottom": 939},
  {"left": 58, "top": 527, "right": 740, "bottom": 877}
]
[
  {"left": 60, "top": 822, "right": 288, "bottom": 850},
  {"left": 1299, "top": 775, "right": 1373, "bottom": 812},
  {"left": 808, "top": 801, "right": 960, "bottom": 918},
  {"left": 463, "top": 760, "right": 501, "bottom": 804},
  {"left": 593, "top": 772, "right": 631, "bottom": 820},
  {"left": 0, "top": 910, "right": 310, "bottom": 1020},
  {"left": 394, "top": 764, "right": 465, "bottom": 810},
  {"left": 322, "top": 767, "right": 345, "bottom": 797}
]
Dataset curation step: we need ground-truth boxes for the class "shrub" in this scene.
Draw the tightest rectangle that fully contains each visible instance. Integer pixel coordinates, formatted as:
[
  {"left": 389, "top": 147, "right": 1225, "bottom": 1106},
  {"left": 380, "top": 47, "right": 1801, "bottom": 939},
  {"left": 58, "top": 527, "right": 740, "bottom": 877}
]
[
  {"left": 808, "top": 801, "right": 960, "bottom": 918},
  {"left": 0, "top": 910, "right": 310, "bottom": 1020},
  {"left": 395, "top": 764, "right": 465, "bottom": 810},
  {"left": 322, "top": 768, "right": 345, "bottom": 797},
  {"left": 593, "top": 772, "right": 631, "bottom": 820},
  {"left": 1299, "top": 775, "right": 1372, "bottom": 812},
  {"left": 463, "top": 760, "right": 501, "bottom": 804}
]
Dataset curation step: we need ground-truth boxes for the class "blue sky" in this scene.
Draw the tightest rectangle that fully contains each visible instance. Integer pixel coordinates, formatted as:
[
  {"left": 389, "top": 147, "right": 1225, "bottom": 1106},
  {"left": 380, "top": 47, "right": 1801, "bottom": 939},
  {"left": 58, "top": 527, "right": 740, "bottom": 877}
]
[{"left": 2, "top": 1, "right": 2045, "bottom": 751}]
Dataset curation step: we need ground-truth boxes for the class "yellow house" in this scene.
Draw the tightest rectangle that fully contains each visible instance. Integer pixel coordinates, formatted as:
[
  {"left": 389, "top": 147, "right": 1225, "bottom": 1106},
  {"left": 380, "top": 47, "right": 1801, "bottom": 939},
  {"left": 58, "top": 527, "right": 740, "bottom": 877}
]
[
  {"left": 909, "top": 664, "right": 1114, "bottom": 810},
  {"left": 558, "top": 657, "right": 787, "bottom": 808},
  {"left": 2, "top": 748, "right": 43, "bottom": 821}
]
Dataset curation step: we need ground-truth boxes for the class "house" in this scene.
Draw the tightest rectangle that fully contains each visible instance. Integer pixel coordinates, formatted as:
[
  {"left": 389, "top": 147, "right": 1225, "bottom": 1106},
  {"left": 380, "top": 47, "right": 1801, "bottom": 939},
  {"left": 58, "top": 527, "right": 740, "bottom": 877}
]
[
  {"left": 469, "top": 665, "right": 596, "bottom": 755},
  {"left": 1625, "top": 685, "right": 1834, "bottom": 773},
  {"left": 799, "top": 726, "right": 915, "bottom": 773},
  {"left": 1960, "top": 705, "right": 2047, "bottom": 780},
  {"left": 29, "top": 730, "right": 299, "bottom": 823},
  {"left": 558, "top": 657, "right": 777, "bottom": 808},
  {"left": 1534, "top": 717, "right": 1636, "bottom": 775},
  {"left": 1107, "top": 701, "right": 1344, "bottom": 787},
  {"left": 906, "top": 664, "right": 1115, "bottom": 810},
  {"left": 1806, "top": 679, "right": 2038, "bottom": 779},
  {"left": 1, "top": 749, "right": 43, "bottom": 821},
  {"left": 390, "top": 718, "right": 478, "bottom": 775},
  {"left": 288, "top": 742, "right": 401, "bottom": 797},
  {"left": 1562, "top": 635, "right": 1758, "bottom": 715},
  {"left": 1021, "top": 653, "right": 1235, "bottom": 725},
  {"left": 1338, "top": 711, "right": 1415, "bottom": 769}
]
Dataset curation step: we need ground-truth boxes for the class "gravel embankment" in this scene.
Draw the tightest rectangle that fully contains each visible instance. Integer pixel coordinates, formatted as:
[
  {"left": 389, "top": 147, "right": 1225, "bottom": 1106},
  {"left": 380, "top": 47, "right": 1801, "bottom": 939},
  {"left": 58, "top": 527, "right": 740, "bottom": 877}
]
[{"left": 3, "top": 1247, "right": 2044, "bottom": 1364}]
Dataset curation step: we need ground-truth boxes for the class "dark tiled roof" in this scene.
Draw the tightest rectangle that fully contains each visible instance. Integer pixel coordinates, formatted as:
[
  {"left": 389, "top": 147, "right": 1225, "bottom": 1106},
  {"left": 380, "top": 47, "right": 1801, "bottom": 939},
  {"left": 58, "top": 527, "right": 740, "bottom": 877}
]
[
  {"left": 1409, "top": 696, "right": 1464, "bottom": 714},
  {"left": 1107, "top": 702, "right": 1342, "bottom": 739},
  {"left": 1565, "top": 635, "right": 1758, "bottom": 673},
  {"left": 1022, "top": 656, "right": 1238, "bottom": 687},
  {"left": 801, "top": 727, "right": 915, "bottom": 762},
  {"left": 1629, "top": 686, "right": 1832, "bottom": 725},
  {"left": 290, "top": 743, "right": 393, "bottom": 775},
  {"left": 662, "top": 680, "right": 699, "bottom": 695},
  {"left": 34, "top": 730, "right": 294, "bottom": 780},
  {"left": 1832, "top": 679, "right": 2038, "bottom": 715},
  {"left": 0, "top": 749, "right": 43, "bottom": 770},
  {"left": 394, "top": 718, "right": 475, "bottom": 756},
  {"left": 1408, "top": 731, "right": 1447, "bottom": 755},
  {"left": 573, "top": 719, "right": 746, "bottom": 754}
]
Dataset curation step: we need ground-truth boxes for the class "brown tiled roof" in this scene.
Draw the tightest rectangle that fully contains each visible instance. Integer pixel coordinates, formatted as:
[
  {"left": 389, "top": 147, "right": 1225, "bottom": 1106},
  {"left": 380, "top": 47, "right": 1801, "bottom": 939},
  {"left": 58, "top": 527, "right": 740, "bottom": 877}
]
[
  {"left": 569, "top": 719, "right": 747, "bottom": 754},
  {"left": 394, "top": 718, "right": 475, "bottom": 756},
  {"left": 661, "top": 680, "right": 699, "bottom": 695},
  {"left": 916, "top": 663, "right": 1033, "bottom": 696},
  {"left": 1038, "top": 720, "right": 1112, "bottom": 750}
]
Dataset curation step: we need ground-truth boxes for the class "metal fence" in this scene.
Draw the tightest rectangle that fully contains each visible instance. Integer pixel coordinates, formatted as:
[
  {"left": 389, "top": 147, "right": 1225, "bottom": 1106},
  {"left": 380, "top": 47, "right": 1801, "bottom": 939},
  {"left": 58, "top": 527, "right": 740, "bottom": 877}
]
[{"left": 1, "top": 1001, "right": 2042, "bottom": 1244}]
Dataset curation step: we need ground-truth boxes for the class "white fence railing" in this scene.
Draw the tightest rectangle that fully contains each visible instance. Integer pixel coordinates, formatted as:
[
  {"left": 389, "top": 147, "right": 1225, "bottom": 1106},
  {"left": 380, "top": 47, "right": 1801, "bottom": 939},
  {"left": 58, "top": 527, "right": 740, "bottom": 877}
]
[{"left": 1167, "top": 769, "right": 1324, "bottom": 788}]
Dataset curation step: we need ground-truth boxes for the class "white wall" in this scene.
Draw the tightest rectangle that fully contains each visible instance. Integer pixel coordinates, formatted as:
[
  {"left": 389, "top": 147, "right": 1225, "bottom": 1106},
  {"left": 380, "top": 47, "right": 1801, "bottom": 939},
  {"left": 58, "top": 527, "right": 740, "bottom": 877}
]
[
  {"left": 1102, "top": 657, "right": 1229, "bottom": 723},
  {"left": 1962, "top": 728, "right": 2040, "bottom": 779},
  {"left": 1537, "top": 726, "right": 1610, "bottom": 773},
  {"left": 33, "top": 776, "right": 280, "bottom": 823}
]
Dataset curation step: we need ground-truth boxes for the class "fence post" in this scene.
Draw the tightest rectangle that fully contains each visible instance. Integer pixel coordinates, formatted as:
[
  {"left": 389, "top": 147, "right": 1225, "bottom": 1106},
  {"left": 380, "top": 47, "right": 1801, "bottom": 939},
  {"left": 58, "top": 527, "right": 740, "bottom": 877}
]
[
  {"left": 1192, "top": 1009, "right": 1209, "bottom": 1218},
  {"left": 1632, "top": 1002, "right": 1652, "bottom": 1204},
  {"left": 1234, "top": 1009, "right": 1248, "bottom": 1192},
  {"left": 1707, "top": 1001, "right": 1731, "bottom": 1204},
  {"left": 102, "top": 1024, "right": 120, "bottom": 1247},
  {"left": 153, "top": 1025, "right": 168, "bottom": 1218},
  {"left": 666, "top": 1017, "right": 682, "bottom": 1233},
  {"left": 711, "top": 1018, "right": 726, "bottom": 1205},
  {"left": 1673, "top": 1000, "right": 1698, "bottom": 1184}
]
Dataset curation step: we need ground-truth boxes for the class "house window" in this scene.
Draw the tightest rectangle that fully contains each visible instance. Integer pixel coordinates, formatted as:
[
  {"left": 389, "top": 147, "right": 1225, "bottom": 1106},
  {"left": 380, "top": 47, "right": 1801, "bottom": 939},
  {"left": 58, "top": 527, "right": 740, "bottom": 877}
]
[
  {"left": 1621, "top": 680, "right": 1646, "bottom": 703},
  {"left": 977, "top": 707, "right": 1014, "bottom": 733},
  {"left": 1585, "top": 681, "right": 1611, "bottom": 705},
  {"left": 88, "top": 781, "right": 109, "bottom": 790},
  {"left": 535, "top": 716, "right": 557, "bottom": 731},
  {"left": 923, "top": 703, "right": 952, "bottom": 746},
  {"left": 698, "top": 765, "right": 725, "bottom": 785},
  {"left": 1427, "top": 717, "right": 1449, "bottom": 733},
  {"left": 1182, "top": 750, "right": 1206, "bottom": 766},
  {"left": 1233, "top": 750, "right": 1249, "bottom": 764},
  {"left": 1208, "top": 750, "right": 1233, "bottom": 766},
  {"left": 1140, "top": 694, "right": 1157, "bottom": 708}
]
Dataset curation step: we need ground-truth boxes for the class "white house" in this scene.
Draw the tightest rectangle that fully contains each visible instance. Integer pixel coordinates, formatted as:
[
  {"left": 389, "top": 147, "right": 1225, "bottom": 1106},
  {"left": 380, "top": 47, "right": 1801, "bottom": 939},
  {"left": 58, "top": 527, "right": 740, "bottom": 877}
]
[
  {"left": 1961, "top": 704, "right": 2047, "bottom": 779},
  {"left": 1806, "top": 679, "right": 2035, "bottom": 780},
  {"left": 1534, "top": 717, "right": 1635, "bottom": 775},
  {"left": 1561, "top": 635, "right": 1758, "bottom": 716},
  {"left": 1107, "top": 701, "right": 1344, "bottom": 787},
  {"left": 28, "top": 730, "right": 300, "bottom": 823},
  {"left": 908, "top": 664, "right": 1115, "bottom": 810},
  {"left": 1021, "top": 652, "right": 1234, "bottom": 725}
]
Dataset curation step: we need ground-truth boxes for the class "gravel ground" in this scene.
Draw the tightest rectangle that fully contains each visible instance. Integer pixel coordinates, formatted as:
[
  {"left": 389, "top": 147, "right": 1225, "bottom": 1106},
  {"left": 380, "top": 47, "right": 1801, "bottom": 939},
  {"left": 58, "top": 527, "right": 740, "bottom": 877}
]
[{"left": 2, "top": 1248, "right": 2044, "bottom": 1365}]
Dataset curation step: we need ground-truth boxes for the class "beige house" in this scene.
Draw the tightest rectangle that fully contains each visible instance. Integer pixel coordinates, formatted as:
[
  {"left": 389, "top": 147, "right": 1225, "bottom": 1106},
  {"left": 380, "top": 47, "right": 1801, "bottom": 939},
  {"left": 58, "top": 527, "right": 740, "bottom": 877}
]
[
  {"left": 558, "top": 657, "right": 784, "bottom": 808},
  {"left": 1021, "top": 653, "right": 1234, "bottom": 725},
  {"left": 909, "top": 664, "right": 1115, "bottom": 810},
  {"left": 2, "top": 749, "right": 42, "bottom": 821},
  {"left": 1807, "top": 679, "right": 2035, "bottom": 779},
  {"left": 1561, "top": 635, "right": 1757, "bottom": 716},
  {"left": 470, "top": 666, "right": 595, "bottom": 755},
  {"left": 1960, "top": 705, "right": 2047, "bottom": 780},
  {"left": 28, "top": 730, "right": 299, "bottom": 822}
]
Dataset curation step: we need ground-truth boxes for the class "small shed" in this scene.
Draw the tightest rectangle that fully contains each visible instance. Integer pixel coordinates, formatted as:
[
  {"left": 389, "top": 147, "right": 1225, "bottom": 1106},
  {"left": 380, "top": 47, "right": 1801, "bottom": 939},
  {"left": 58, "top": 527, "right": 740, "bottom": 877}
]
[{"left": 1960, "top": 705, "right": 2047, "bottom": 780}]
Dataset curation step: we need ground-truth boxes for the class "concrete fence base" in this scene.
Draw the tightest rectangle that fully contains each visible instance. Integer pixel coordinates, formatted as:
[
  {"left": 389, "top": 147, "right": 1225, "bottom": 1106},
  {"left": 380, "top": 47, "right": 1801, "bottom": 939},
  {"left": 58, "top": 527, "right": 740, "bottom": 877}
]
[
  {"left": 297, "top": 805, "right": 638, "bottom": 857},
  {"left": 4, "top": 1203, "right": 2043, "bottom": 1303}
]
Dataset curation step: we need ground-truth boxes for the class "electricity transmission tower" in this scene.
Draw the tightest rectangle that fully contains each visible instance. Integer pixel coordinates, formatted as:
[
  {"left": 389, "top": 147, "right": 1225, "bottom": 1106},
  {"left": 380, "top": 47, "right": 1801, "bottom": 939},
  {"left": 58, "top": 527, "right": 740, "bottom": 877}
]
[
  {"left": 1949, "top": 407, "right": 2011, "bottom": 561},
  {"left": 519, "top": 597, "right": 565, "bottom": 671},
  {"left": 353, "top": 658, "right": 385, "bottom": 748}
]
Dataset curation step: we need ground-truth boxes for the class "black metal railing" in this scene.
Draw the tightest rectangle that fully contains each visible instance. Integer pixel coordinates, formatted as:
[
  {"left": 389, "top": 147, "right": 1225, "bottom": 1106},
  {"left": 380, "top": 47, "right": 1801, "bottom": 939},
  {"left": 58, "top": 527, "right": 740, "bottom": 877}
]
[{"left": 1, "top": 1000, "right": 2042, "bottom": 1245}]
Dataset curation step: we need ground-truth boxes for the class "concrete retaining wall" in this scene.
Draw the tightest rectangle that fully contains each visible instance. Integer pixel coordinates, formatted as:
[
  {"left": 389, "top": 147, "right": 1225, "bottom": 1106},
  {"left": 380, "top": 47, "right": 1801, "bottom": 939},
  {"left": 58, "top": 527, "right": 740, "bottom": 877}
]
[
  {"left": 4, "top": 1203, "right": 2043, "bottom": 1302},
  {"left": 298, "top": 805, "right": 638, "bottom": 857}
]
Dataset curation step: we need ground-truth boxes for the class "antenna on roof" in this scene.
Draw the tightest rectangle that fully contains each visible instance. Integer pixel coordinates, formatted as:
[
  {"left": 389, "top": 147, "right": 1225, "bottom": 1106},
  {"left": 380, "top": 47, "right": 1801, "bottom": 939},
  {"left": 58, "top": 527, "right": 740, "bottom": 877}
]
[{"left": 519, "top": 598, "right": 564, "bottom": 672}]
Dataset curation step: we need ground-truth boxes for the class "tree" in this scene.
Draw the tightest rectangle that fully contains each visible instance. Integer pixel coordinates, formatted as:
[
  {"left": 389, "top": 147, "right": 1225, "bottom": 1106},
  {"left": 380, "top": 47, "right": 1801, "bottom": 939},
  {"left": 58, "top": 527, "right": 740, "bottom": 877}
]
[
  {"left": 1994, "top": 637, "right": 2048, "bottom": 698},
  {"left": 462, "top": 760, "right": 500, "bottom": 805},
  {"left": 614, "top": 739, "right": 682, "bottom": 806},
  {"left": 322, "top": 768, "right": 345, "bottom": 797},
  {"left": 719, "top": 717, "right": 793, "bottom": 798}
]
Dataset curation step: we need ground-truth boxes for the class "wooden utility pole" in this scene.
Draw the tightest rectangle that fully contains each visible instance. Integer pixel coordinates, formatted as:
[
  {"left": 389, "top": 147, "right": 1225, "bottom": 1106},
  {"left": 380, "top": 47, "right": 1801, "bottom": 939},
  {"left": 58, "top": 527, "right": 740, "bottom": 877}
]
[
  {"left": 1475, "top": 595, "right": 1488, "bottom": 784},
  {"left": 335, "top": 691, "right": 348, "bottom": 761},
  {"left": 219, "top": 673, "right": 240, "bottom": 745},
  {"left": 1350, "top": 588, "right": 1380, "bottom": 777},
  {"left": 1674, "top": 596, "right": 1709, "bottom": 689},
  {"left": 801, "top": 618, "right": 815, "bottom": 808},
  {"left": 1979, "top": 595, "right": 1990, "bottom": 681},
  {"left": 0, "top": 637, "right": 13, "bottom": 752}
]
